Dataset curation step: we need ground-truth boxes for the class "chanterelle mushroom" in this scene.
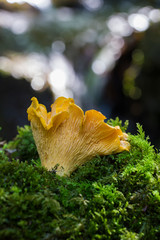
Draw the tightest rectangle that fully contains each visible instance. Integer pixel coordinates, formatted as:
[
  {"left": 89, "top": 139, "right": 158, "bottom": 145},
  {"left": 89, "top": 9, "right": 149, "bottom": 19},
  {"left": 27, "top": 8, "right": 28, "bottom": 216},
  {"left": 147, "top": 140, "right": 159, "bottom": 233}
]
[{"left": 27, "top": 97, "right": 130, "bottom": 176}]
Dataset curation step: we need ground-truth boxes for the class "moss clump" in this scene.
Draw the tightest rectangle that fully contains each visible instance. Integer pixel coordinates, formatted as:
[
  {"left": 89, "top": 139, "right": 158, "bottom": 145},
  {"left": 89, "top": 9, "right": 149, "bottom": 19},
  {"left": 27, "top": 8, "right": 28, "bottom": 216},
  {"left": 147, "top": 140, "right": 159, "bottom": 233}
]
[
  {"left": 4, "top": 125, "right": 39, "bottom": 164},
  {"left": 0, "top": 120, "right": 160, "bottom": 240}
]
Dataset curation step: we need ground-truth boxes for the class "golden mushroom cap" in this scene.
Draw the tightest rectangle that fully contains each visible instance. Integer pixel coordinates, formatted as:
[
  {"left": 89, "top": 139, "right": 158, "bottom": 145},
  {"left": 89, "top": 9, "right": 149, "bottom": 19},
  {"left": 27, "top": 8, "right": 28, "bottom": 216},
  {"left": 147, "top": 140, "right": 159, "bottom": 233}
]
[{"left": 27, "top": 97, "right": 130, "bottom": 176}]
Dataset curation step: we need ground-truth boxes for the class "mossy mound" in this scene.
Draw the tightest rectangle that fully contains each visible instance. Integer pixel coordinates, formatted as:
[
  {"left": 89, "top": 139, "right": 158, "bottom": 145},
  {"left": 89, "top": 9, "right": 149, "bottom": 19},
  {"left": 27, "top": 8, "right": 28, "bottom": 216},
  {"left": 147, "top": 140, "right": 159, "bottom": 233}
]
[{"left": 0, "top": 119, "right": 160, "bottom": 240}]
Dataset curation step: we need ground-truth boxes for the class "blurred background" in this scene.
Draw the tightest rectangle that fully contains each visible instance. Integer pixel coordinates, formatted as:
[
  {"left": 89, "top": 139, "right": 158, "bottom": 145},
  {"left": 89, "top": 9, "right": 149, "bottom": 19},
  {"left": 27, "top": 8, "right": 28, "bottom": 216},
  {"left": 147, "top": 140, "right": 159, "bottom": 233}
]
[{"left": 0, "top": 0, "right": 160, "bottom": 146}]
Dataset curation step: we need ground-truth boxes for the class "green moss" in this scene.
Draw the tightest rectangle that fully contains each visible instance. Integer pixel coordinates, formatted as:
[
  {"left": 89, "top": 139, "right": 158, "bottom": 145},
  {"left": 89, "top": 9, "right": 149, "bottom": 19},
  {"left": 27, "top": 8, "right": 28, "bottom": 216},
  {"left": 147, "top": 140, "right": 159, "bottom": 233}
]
[
  {"left": 0, "top": 120, "right": 160, "bottom": 239},
  {"left": 4, "top": 125, "right": 39, "bottom": 164}
]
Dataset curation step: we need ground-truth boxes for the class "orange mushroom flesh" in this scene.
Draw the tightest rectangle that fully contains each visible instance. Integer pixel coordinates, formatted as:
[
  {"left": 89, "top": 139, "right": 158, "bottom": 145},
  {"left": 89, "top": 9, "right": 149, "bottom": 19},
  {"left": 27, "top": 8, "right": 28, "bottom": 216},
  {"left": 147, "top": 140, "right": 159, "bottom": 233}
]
[{"left": 27, "top": 97, "right": 130, "bottom": 176}]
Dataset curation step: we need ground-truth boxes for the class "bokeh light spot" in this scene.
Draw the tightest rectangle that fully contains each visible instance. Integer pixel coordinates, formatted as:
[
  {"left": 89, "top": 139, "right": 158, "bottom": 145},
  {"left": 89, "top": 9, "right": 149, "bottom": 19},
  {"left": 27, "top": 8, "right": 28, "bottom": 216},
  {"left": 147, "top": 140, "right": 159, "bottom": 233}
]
[
  {"left": 52, "top": 41, "right": 66, "bottom": 53},
  {"left": 107, "top": 15, "right": 132, "bottom": 36},
  {"left": 128, "top": 14, "right": 149, "bottom": 32},
  {"left": 149, "top": 9, "right": 160, "bottom": 23},
  {"left": 31, "top": 76, "right": 45, "bottom": 91},
  {"left": 81, "top": 0, "right": 103, "bottom": 11},
  {"left": 48, "top": 69, "right": 67, "bottom": 92},
  {"left": 92, "top": 59, "right": 106, "bottom": 75}
]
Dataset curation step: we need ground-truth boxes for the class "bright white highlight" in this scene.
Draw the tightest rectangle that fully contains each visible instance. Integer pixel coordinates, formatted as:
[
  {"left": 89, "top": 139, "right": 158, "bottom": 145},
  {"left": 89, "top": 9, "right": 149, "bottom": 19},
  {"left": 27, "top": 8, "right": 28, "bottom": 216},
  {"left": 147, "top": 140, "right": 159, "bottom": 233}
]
[
  {"left": 31, "top": 76, "right": 45, "bottom": 91},
  {"left": 48, "top": 53, "right": 86, "bottom": 100},
  {"left": 92, "top": 36, "right": 124, "bottom": 75},
  {"left": 92, "top": 60, "right": 106, "bottom": 75},
  {"left": 0, "top": 53, "right": 48, "bottom": 91},
  {"left": 107, "top": 15, "right": 132, "bottom": 37},
  {"left": 128, "top": 14, "right": 149, "bottom": 32},
  {"left": 49, "top": 69, "right": 67, "bottom": 92},
  {"left": 149, "top": 9, "right": 160, "bottom": 23},
  {"left": 81, "top": 0, "right": 103, "bottom": 11},
  {"left": 7, "top": 0, "right": 51, "bottom": 9},
  {"left": 0, "top": 10, "right": 30, "bottom": 34}
]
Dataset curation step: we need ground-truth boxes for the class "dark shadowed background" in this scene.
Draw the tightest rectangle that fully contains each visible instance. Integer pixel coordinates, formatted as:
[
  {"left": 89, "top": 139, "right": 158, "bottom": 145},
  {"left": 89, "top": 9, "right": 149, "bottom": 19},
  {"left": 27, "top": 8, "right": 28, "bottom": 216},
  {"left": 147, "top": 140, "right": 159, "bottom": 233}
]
[{"left": 0, "top": 0, "right": 160, "bottom": 146}]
